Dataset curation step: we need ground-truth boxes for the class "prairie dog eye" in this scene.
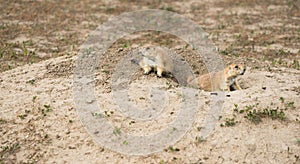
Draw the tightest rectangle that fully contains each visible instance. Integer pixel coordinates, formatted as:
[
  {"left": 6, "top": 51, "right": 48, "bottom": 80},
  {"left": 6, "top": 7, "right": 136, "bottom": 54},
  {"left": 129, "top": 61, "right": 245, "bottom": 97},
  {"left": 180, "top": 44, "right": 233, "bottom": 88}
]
[{"left": 234, "top": 65, "right": 239, "bottom": 69}]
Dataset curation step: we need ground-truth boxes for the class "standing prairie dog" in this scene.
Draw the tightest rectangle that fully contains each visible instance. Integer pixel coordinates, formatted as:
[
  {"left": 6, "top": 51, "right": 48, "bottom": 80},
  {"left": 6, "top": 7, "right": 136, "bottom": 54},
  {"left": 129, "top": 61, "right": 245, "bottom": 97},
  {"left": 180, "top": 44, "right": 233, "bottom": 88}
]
[
  {"left": 138, "top": 46, "right": 174, "bottom": 77},
  {"left": 187, "top": 64, "right": 246, "bottom": 92}
]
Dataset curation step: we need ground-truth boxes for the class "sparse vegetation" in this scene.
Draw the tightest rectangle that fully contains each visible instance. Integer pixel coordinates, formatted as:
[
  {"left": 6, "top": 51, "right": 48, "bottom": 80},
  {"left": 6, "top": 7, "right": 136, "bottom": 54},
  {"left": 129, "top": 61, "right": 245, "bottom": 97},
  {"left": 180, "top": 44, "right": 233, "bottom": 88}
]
[
  {"left": 113, "top": 127, "right": 121, "bottom": 136},
  {"left": 244, "top": 107, "right": 286, "bottom": 124},
  {"left": 232, "top": 97, "right": 296, "bottom": 124},
  {"left": 195, "top": 136, "right": 206, "bottom": 143},
  {"left": 43, "top": 104, "right": 52, "bottom": 112},
  {"left": 32, "top": 96, "right": 37, "bottom": 103},
  {"left": 233, "top": 104, "right": 239, "bottom": 112},
  {"left": 297, "top": 139, "right": 300, "bottom": 145},
  {"left": 123, "top": 140, "right": 128, "bottom": 145},
  {"left": 0, "top": 0, "right": 299, "bottom": 163},
  {"left": 91, "top": 112, "right": 104, "bottom": 118},
  {"left": 18, "top": 114, "right": 28, "bottom": 120},
  {"left": 0, "top": 40, "right": 40, "bottom": 71},
  {"left": 166, "top": 6, "right": 174, "bottom": 12},
  {"left": 196, "top": 126, "right": 202, "bottom": 131},
  {"left": 16, "top": 101, "right": 53, "bottom": 121},
  {"left": 26, "top": 79, "right": 35, "bottom": 85},
  {"left": 33, "top": 104, "right": 53, "bottom": 117},
  {"left": 176, "top": 91, "right": 185, "bottom": 102},
  {"left": 159, "top": 6, "right": 174, "bottom": 12},
  {"left": 0, "top": 118, "right": 7, "bottom": 124},
  {"left": 292, "top": 59, "right": 300, "bottom": 70},
  {"left": 0, "top": 143, "right": 21, "bottom": 159},
  {"left": 280, "top": 97, "right": 284, "bottom": 103},
  {"left": 122, "top": 43, "right": 129, "bottom": 48},
  {"left": 104, "top": 111, "right": 114, "bottom": 117},
  {"left": 220, "top": 118, "right": 237, "bottom": 127},
  {"left": 101, "top": 70, "right": 110, "bottom": 74},
  {"left": 285, "top": 101, "right": 295, "bottom": 110},
  {"left": 168, "top": 146, "right": 180, "bottom": 152}
]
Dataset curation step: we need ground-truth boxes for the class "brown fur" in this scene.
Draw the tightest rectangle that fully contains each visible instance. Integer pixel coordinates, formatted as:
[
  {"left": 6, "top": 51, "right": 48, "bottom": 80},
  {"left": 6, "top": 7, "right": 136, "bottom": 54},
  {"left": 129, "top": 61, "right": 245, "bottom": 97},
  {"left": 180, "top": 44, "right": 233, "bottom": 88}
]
[{"left": 187, "top": 64, "right": 246, "bottom": 92}]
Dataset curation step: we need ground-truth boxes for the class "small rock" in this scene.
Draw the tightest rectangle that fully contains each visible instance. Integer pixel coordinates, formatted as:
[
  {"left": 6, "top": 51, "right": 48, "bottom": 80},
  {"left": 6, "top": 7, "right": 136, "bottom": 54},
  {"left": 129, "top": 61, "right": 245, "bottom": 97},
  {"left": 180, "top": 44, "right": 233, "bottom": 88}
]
[
  {"left": 65, "top": 130, "right": 70, "bottom": 135},
  {"left": 117, "top": 48, "right": 123, "bottom": 52},
  {"left": 86, "top": 99, "right": 95, "bottom": 104},
  {"left": 68, "top": 145, "right": 76, "bottom": 149},
  {"left": 211, "top": 92, "right": 218, "bottom": 95}
]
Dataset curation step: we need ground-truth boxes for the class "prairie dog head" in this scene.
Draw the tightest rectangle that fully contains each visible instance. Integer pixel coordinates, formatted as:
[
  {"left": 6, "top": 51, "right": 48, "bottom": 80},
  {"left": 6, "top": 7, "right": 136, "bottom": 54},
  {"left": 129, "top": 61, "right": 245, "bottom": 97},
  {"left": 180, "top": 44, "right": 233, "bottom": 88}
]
[
  {"left": 138, "top": 46, "right": 156, "bottom": 57},
  {"left": 225, "top": 64, "right": 246, "bottom": 78}
]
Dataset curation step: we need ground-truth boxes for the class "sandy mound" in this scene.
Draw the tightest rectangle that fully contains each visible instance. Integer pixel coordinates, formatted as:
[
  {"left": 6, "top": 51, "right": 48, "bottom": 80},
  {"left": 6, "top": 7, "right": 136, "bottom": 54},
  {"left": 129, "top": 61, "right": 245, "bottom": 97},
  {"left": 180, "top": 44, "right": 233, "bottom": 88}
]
[{"left": 0, "top": 55, "right": 299, "bottom": 163}]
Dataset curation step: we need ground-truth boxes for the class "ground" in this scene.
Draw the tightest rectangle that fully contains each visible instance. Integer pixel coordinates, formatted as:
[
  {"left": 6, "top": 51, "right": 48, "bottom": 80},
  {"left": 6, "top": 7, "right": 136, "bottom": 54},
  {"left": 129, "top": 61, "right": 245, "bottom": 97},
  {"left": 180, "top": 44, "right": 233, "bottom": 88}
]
[{"left": 0, "top": 0, "right": 300, "bottom": 163}]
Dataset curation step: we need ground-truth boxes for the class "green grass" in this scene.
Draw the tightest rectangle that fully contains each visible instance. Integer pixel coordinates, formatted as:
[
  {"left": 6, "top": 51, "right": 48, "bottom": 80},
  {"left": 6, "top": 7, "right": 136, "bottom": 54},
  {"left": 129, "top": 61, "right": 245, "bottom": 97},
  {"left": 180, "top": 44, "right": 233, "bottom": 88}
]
[
  {"left": 122, "top": 43, "right": 129, "bottom": 48},
  {"left": 232, "top": 97, "right": 295, "bottom": 124},
  {"left": 195, "top": 136, "right": 206, "bottom": 143},
  {"left": 280, "top": 97, "right": 285, "bottom": 103},
  {"left": 26, "top": 79, "right": 35, "bottom": 85},
  {"left": 168, "top": 146, "right": 180, "bottom": 152},
  {"left": 270, "top": 57, "right": 299, "bottom": 70},
  {"left": 292, "top": 59, "right": 300, "bottom": 70},
  {"left": 220, "top": 118, "right": 237, "bottom": 127},
  {"left": 243, "top": 107, "right": 286, "bottom": 124},
  {"left": 91, "top": 112, "right": 103, "bottom": 117},
  {"left": 43, "top": 104, "right": 52, "bottom": 112},
  {"left": 37, "top": 104, "right": 53, "bottom": 117},
  {"left": 122, "top": 140, "right": 128, "bottom": 145},
  {"left": 32, "top": 96, "right": 37, "bottom": 103},
  {"left": 0, "top": 40, "right": 39, "bottom": 71},
  {"left": 0, "top": 119, "right": 7, "bottom": 124},
  {"left": 166, "top": 6, "right": 174, "bottom": 12},
  {"left": 285, "top": 101, "right": 295, "bottom": 110},
  {"left": 113, "top": 127, "right": 121, "bottom": 136},
  {"left": 17, "top": 103, "right": 53, "bottom": 120},
  {"left": 159, "top": 6, "right": 174, "bottom": 12},
  {"left": 0, "top": 143, "right": 20, "bottom": 155},
  {"left": 17, "top": 114, "right": 28, "bottom": 120}
]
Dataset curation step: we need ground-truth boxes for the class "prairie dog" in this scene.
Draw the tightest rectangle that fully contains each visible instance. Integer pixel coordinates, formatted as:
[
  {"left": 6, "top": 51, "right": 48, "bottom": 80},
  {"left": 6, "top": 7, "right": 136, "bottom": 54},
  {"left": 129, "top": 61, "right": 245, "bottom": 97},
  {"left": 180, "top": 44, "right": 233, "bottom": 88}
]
[
  {"left": 187, "top": 64, "right": 246, "bottom": 92},
  {"left": 137, "top": 46, "right": 174, "bottom": 77}
]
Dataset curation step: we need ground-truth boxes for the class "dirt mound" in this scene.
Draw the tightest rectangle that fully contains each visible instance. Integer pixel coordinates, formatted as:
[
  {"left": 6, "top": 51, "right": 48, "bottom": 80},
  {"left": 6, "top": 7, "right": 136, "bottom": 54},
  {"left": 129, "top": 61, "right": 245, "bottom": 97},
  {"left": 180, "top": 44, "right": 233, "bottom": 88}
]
[
  {"left": 0, "top": 55, "right": 299, "bottom": 163},
  {"left": 1, "top": 0, "right": 300, "bottom": 163}
]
